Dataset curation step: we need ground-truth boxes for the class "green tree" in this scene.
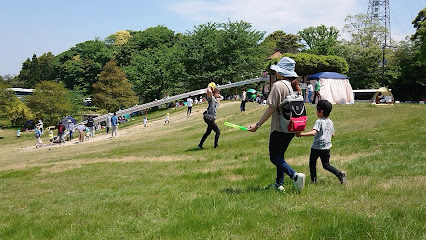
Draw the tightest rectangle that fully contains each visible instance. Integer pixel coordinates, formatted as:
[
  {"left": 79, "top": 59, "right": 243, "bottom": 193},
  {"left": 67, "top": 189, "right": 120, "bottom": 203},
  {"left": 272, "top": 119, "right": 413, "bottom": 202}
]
[
  {"left": 182, "top": 21, "right": 265, "bottom": 90},
  {"left": 26, "top": 81, "right": 72, "bottom": 125},
  {"left": 1, "top": 74, "right": 24, "bottom": 88},
  {"left": 17, "top": 52, "right": 56, "bottom": 88},
  {"left": 114, "top": 26, "right": 178, "bottom": 67},
  {"left": 18, "top": 54, "right": 41, "bottom": 88},
  {"left": 0, "top": 81, "right": 17, "bottom": 119},
  {"left": 92, "top": 60, "right": 137, "bottom": 112},
  {"left": 298, "top": 25, "right": 339, "bottom": 55},
  {"left": 388, "top": 9, "right": 426, "bottom": 101},
  {"left": 267, "top": 53, "right": 348, "bottom": 77},
  {"left": 336, "top": 14, "right": 387, "bottom": 88},
  {"left": 343, "top": 14, "right": 386, "bottom": 48},
  {"left": 261, "top": 30, "right": 302, "bottom": 54},
  {"left": 68, "top": 88, "right": 85, "bottom": 118},
  {"left": 411, "top": 7, "right": 426, "bottom": 61},
  {"left": 38, "top": 52, "right": 56, "bottom": 81},
  {"left": 7, "top": 100, "right": 34, "bottom": 127},
  {"left": 124, "top": 45, "right": 185, "bottom": 103},
  {"left": 53, "top": 39, "right": 113, "bottom": 95}
]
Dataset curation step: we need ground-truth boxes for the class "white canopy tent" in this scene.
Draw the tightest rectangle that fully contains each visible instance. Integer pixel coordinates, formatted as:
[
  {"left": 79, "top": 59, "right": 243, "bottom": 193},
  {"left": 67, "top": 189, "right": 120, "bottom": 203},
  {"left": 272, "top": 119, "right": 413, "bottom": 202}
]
[{"left": 307, "top": 72, "right": 354, "bottom": 104}]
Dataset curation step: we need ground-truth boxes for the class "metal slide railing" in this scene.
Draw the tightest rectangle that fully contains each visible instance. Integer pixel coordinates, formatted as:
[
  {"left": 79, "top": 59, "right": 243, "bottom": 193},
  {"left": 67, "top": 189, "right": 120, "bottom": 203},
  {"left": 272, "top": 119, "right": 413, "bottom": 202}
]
[{"left": 75, "top": 76, "right": 268, "bottom": 128}]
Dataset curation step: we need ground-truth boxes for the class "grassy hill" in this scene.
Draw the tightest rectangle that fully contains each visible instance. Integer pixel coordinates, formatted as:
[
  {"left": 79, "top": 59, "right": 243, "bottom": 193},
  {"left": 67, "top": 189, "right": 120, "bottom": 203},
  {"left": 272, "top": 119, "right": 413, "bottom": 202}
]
[{"left": 0, "top": 101, "right": 425, "bottom": 239}]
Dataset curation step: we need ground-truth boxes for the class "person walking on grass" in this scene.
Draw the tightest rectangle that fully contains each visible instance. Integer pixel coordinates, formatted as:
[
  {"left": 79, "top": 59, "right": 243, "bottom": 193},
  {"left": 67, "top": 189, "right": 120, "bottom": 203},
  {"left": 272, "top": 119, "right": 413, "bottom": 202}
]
[
  {"left": 187, "top": 96, "right": 193, "bottom": 116},
  {"left": 106, "top": 113, "right": 111, "bottom": 134},
  {"left": 35, "top": 126, "right": 43, "bottom": 148},
  {"left": 198, "top": 82, "right": 223, "bottom": 149},
  {"left": 77, "top": 125, "right": 85, "bottom": 143},
  {"left": 296, "top": 100, "right": 347, "bottom": 184},
  {"left": 164, "top": 113, "right": 170, "bottom": 125},
  {"left": 111, "top": 112, "right": 118, "bottom": 138},
  {"left": 67, "top": 119, "right": 74, "bottom": 142},
  {"left": 38, "top": 119, "right": 44, "bottom": 134},
  {"left": 306, "top": 81, "right": 313, "bottom": 103},
  {"left": 248, "top": 57, "right": 306, "bottom": 193},
  {"left": 143, "top": 115, "right": 147, "bottom": 128},
  {"left": 312, "top": 80, "right": 321, "bottom": 104},
  {"left": 49, "top": 129, "right": 54, "bottom": 145},
  {"left": 240, "top": 88, "right": 247, "bottom": 112},
  {"left": 87, "top": 116, "right": 95, "bottom": 137},
  {"left": 57, "top": 122, "right": 65, "bottom": 145}
]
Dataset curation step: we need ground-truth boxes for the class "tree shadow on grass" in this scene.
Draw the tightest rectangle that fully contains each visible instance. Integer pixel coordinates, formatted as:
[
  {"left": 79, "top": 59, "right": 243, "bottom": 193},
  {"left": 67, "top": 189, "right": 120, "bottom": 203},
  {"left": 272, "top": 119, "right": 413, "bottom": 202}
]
[
  {"left": 221, "top": 183, "right": 278, "bottom": 194},
  {"left": 184, "top": 147, "right": 203, "bottom": 152},
  {"left": 221, "top": 183, "right": 298, "bottom": 194},
  {"left": 0, "top": 137, "right": 4, "bottom": 140}
]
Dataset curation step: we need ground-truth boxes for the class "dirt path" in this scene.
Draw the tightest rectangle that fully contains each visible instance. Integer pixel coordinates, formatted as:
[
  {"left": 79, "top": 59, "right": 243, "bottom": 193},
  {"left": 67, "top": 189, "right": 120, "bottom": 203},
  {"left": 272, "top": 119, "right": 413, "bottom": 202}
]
[
  {"left": 0, "top": 101, "right": 242, "bottom": 172},
  {"left": 21, "top": 101, "right": 241, "bottom": 151}
]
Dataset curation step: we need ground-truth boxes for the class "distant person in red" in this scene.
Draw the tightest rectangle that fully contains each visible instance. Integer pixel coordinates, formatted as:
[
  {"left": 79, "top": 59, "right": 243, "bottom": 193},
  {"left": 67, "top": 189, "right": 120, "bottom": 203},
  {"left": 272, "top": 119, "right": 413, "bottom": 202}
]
[{"left": 57, "top": 122, "right": 65, "bottom": 145}]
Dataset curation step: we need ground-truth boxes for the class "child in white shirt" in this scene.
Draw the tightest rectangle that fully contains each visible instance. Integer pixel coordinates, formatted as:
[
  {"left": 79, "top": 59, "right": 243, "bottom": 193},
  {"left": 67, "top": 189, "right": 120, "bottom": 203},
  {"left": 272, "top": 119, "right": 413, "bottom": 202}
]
[
  {"left": 164, "top": 113, "right": 170, "bottom": 125},
  {"left": 297, "top": 100, "right": 347, "bottom": 184}
]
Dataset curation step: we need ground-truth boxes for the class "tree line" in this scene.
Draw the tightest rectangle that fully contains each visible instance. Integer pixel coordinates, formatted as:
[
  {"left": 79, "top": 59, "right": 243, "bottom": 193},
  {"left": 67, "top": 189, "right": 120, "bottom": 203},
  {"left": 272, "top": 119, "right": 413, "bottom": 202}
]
[{"left": 1, "top": 10, "right": 425, "bottom": 126}]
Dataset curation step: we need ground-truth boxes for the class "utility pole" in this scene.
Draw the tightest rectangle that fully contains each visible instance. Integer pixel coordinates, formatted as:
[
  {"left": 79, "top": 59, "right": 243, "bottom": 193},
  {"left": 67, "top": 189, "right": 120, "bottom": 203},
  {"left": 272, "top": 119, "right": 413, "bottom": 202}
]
[{"left": 367, "top": 0, "right": 391, "bottom": 86}]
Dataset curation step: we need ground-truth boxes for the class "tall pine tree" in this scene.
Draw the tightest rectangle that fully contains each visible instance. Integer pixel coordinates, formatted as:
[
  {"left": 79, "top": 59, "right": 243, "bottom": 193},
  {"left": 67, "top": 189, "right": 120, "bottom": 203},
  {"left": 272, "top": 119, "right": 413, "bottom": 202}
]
[{"left": 92, "top": 60, "right": 137, "bottom": 112}]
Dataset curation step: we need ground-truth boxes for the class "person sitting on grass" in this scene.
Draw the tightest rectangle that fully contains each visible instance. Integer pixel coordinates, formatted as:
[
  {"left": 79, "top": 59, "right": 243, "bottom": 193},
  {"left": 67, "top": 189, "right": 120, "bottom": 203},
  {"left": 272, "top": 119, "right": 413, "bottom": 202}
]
[
  {"left": 376, "top": 92, "right": 386, "bottom": 104},
  {"left": 296, "top": 100, "right": 347, "bottom": 184}
]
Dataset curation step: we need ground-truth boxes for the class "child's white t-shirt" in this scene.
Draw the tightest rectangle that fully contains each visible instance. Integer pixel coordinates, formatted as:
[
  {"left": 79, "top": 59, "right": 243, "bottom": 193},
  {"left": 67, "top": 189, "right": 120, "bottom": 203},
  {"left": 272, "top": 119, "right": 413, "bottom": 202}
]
[{"left": 312, "top": 118, "right": 334, "bottom": 150}]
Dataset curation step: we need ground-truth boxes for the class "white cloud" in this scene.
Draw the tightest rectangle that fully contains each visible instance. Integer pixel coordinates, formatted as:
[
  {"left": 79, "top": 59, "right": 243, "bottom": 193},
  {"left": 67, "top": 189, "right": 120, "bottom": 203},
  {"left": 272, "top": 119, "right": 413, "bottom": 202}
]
[{"left": 168, "top": 0, "right": 361, "bottom": 35}]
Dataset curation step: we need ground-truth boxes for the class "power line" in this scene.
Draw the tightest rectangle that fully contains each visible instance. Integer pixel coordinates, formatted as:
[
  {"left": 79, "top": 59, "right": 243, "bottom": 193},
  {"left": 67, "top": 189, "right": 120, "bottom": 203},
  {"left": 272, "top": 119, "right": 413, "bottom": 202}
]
[
  {"left": 390, "top": 6, "right": 408, "bottom": 36},
  {"left": 417, "top": 0, "right": 425, "bottom": 9},
  {"left": 403, "top": 0, "right": 415, "bottom": 18}
]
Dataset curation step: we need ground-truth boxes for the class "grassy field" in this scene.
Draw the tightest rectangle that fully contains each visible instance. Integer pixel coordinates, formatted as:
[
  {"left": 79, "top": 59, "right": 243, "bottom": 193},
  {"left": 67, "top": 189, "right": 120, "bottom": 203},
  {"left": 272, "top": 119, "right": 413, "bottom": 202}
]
[{"left": 0, "top": 101, "right": 425, "bottom": 239}]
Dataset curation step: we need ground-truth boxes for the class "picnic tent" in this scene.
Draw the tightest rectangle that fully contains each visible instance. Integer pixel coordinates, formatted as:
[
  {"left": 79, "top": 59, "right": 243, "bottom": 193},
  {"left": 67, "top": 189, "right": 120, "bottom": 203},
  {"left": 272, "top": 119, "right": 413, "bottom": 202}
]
[
  {"left": 246, "top": 89, "right": 257, "bottom": 102},
  {"left": 371, "top": 87, "right": 394, "bottom": 104},
  {"left": 23, "top": 120, "right": 35, "bottom": 130},
  {"left": 307, "top": 72, "right": 354, "bottom": 104}
]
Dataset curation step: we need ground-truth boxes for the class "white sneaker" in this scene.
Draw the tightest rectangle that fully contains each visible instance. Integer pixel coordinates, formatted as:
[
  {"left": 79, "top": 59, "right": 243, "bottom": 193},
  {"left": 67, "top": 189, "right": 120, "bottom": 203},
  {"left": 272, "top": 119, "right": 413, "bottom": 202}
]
[
  {"left": 294, "top": 173, "right": 305, "bottom": 193},
  {"left": 274, "top": 183, "right": 285, "bottom": 192}
]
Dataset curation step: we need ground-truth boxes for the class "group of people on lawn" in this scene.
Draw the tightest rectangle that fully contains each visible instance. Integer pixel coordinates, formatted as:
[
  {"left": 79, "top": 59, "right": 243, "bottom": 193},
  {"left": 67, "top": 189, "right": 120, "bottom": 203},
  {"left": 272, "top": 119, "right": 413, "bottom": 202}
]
[{"left": 31, "top": 113, "right": 119, "bottom": 148}]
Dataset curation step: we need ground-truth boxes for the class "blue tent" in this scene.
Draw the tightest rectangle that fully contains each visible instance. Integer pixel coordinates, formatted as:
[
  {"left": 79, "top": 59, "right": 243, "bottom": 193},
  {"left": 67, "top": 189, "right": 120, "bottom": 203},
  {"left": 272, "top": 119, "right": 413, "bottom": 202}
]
[{"left": 307, "top": 72, "right": 348, "bottom": 80}]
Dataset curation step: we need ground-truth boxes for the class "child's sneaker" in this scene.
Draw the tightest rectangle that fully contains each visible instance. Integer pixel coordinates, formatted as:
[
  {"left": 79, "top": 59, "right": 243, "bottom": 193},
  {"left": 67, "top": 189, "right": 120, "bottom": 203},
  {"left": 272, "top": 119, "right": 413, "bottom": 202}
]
[
  {"left": 339, "top": 171, "right": 347, "bottom": 184},
  {"left": 274, "top": 183, "right": 285, "bottom": 192},
  {"left": 294, "top": 173, "right": 305, "bottom": 192}
]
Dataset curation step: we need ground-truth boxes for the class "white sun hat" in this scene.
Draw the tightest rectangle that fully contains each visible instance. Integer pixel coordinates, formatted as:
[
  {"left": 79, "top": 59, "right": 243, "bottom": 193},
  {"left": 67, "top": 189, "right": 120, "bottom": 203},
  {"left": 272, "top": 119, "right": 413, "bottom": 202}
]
[{"left": 270, "top": 57, "right": 298, "bottom": 77}]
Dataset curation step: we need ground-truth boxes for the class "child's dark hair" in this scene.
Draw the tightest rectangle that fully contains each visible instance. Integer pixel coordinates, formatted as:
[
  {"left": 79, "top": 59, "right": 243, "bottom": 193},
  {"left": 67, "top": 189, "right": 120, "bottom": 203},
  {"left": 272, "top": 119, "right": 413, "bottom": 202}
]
[{"left": 316, "top": 100, "right": 332, "bottom": 117}]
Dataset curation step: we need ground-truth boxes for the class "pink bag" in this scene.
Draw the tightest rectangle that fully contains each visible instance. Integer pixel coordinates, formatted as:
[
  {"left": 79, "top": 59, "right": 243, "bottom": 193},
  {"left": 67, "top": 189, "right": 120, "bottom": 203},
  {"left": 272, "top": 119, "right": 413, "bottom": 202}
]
[{"left": 288, "top": 116, "right": 308, "bottom": 132}]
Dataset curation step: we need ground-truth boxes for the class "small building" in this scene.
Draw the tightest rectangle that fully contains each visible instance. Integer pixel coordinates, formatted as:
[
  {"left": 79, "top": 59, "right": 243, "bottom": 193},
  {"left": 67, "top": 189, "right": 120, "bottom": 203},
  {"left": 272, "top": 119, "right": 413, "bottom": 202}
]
[{"left": 8, "top": 88, "right": 34, "bottom": 100}]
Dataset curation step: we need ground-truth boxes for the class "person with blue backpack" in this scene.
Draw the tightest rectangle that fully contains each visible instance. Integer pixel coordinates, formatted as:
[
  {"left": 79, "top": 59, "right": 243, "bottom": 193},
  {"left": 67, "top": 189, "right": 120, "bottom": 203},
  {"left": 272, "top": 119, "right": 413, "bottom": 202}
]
[
  {"left": 248, "top": 57, "right": 306, "bottom": 193},
  {"left": 35, "top": 125, "right": 43, "bottom": 148}
]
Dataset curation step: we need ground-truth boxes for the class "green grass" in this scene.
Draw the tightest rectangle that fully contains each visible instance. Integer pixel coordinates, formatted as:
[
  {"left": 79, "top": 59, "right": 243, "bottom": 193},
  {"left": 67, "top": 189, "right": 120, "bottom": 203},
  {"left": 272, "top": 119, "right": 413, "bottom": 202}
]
[{"left": 0, "top": 102, "right": 425, "bottom": 239}]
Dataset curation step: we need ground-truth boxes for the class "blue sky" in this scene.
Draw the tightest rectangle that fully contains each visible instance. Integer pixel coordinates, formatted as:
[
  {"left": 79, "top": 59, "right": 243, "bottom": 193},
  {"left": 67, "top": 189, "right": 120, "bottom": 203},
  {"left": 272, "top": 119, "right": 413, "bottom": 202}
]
[{"left": 0, "top": 0, "right": 424, "bottom": 76}]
